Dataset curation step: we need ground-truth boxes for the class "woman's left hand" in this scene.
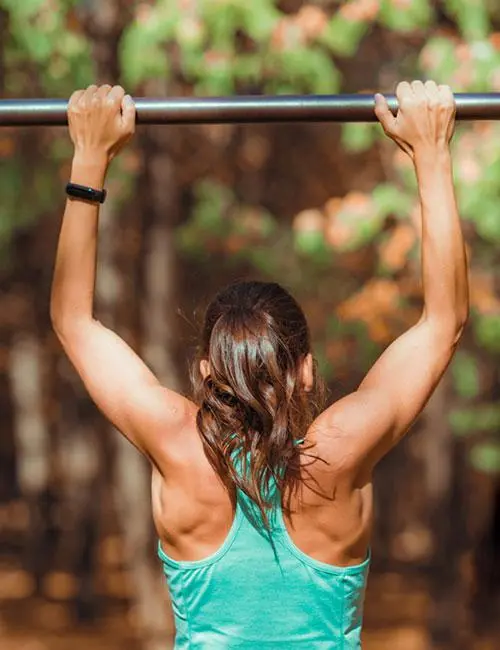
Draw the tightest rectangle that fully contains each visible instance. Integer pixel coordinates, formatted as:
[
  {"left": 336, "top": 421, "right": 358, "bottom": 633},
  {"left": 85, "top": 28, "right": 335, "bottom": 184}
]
[{"left": 68, "top": 84, "right": 136, "bottom": 162}]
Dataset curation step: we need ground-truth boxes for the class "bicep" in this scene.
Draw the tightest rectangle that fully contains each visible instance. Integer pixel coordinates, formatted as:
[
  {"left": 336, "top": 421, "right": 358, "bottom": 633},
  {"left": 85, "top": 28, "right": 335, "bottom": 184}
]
[
  {"left": 56, "top": 319, "right": 190, "bottom": 462},
  {"left": 321, "top": 318, "right": 460, "bottom": 469}
]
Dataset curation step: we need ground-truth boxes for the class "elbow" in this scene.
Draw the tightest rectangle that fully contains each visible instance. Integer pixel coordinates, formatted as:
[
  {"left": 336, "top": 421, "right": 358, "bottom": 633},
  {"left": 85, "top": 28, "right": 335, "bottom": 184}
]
[
  {"left": 50, "top": 310, "right": 70, "bottom": 345},
  {"left": 422, "top": 303, "right": 469, "bottom": 347},
  {"left": 50, "top": 286, "right": 94, "bottom": 342},
  {"left": 453, "top": 300, "right": 470, "bottom": 343},
  {"left": 50, "top": 297, "right": 69, "bottom": 340},
  {"left": 50, "top": 305, "right": 92, "bottom": 346},
  {"left": 50, "top": 286, "right": 64, "bottom": 337},
  {"left": 452, "top": 317, "right": 467, "bottom": 347},
  {"left": 50, "top": 303, "right": 63, "bottom": 339}
]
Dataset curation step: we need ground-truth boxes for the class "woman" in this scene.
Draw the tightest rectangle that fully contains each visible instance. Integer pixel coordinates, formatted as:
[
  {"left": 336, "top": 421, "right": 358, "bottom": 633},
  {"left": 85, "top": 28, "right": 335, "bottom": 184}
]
[{"left": 51, "top": 80, "right": 468, "bottom": 648}]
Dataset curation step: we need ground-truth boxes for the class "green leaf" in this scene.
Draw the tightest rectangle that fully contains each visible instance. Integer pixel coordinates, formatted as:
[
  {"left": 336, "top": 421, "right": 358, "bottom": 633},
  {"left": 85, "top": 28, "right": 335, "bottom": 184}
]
[
  {"left": 266, "top": 47, "right": 340, "bottom": 94},
  {"left": 0, "top": 0, "right": 45, "bottom": 17},
  {"left": 120, "top": 5, "right": 179, "bottom": 87},
  {"left": 451, "top": 351, "right": 481, "bottom": 399},
  {"left": 474, "top": 204, "right": 500, "bottom": 243},
  {"left": 372, "top": 184, "right": 413, "bottom": 219},
  {"left": 342, "top": 123, "right": 379, "bottom": 153},
  {"left": 294, "top": 230, "right": 327, "bottom": 256},
  {"left": 380, "top": 0, "right": 434, "bottom": 32},
  {"left": 418, "top": 36, "right": 459, "bottom": 79},
  {"left": 450, "top": 405, "right": 500, "bottom": 436},
  {"left": 200, "top": 0, "right": 239, "bottom": 52},
  {"left": 239, "top": 0, "right": 280, "bottom": 43},
  {"left": 474, "top": 314, "right": 500, "bottom": 353},
  {"left": 470, "top": 442, "right": 500, "bottom": 475},
  {"left": 319, "top": 15, "right": 369, "bottom": 57},
  {"left": 443, "top": 0, "right": 491, "bottom": 40}
]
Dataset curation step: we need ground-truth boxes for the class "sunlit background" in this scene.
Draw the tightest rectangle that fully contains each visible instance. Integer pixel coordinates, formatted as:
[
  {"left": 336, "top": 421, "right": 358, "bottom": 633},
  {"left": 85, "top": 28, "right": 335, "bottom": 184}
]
[{"left": 1, "top": 1, "right": 500, "bottom": 648}]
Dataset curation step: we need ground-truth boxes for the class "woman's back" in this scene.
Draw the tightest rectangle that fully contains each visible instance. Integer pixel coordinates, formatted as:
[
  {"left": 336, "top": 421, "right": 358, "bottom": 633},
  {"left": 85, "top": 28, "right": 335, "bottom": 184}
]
[
  {"left": 152, "top": 405, "right": 372, "bottom": 648},
  {"left": 152, "top": 406, "right": 372, "bottom": 567}
]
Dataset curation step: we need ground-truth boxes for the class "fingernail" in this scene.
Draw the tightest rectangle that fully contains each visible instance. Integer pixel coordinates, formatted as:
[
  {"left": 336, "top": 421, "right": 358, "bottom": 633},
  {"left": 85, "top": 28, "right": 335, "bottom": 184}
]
[{"left": 124, "top": 94, "right": 134, "bottom": 106}]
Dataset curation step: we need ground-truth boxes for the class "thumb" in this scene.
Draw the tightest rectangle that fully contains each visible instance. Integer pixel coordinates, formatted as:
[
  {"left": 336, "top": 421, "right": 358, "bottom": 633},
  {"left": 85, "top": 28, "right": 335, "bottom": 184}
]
[
  {"left": 374, "top": 93, "right": 396, "bottom": 133},
  {"left": 121, "top": 94, "right": 136, "bottom": 132}
]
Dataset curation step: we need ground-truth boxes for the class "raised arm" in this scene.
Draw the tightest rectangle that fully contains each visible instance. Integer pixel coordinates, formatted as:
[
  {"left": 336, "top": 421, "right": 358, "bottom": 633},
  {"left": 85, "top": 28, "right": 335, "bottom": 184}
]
[
  {"left": 50, "top": 85, "right": 191, "bottom": 469},
  {"left": 318, "top": 81, "right": 469, "bottom": 470}
]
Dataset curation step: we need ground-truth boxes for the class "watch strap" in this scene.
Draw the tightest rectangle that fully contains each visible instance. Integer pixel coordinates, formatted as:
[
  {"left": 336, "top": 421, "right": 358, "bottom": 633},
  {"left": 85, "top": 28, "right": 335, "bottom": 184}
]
[{"left": 66, "top": 182, "right": 107, "bottom": 204}]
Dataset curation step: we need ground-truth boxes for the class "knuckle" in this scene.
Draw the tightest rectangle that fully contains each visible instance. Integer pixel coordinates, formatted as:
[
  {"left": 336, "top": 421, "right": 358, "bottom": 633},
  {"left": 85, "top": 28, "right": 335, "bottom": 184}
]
[{"left": 401, "top": 96, "right": 416, "bottom": 107}]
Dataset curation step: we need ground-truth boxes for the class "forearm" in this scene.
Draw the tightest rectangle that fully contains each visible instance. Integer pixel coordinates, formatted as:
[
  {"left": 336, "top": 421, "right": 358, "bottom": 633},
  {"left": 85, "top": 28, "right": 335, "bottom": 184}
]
[
  {"left": 50, "top": 153, "right": 109, "bottom": 333},
  {"left": 414, "top": 146, "right": 469, "bottom": 333}
]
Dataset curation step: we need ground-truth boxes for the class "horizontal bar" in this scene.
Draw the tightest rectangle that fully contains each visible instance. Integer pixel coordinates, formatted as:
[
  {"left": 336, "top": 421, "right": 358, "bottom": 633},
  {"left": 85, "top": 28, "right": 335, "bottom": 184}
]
[{"left": 1, "top": 93, "right": 500, "bottom": 126}]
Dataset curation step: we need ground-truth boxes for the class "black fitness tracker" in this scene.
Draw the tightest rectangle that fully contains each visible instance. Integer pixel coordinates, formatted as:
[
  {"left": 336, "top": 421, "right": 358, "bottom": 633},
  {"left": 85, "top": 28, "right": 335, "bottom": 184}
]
[{"left": 65, "top": 182, "right": 107, "bottom": 204}]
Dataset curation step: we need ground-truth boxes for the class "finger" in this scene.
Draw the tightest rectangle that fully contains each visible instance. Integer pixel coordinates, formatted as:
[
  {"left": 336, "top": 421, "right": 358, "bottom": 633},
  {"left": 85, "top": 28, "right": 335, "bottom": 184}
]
[
  {"left": 95, "top": 84, "right": 112, "bottom": 99},
  {"left": 395, "top": 81, "right": 412, "bottom": 109},
  {"left": 423, "top": 80, "right": 440, "bottom": 107},
  {"left": 424, "top": 80, "right": 438, "bottom": 94},
  {"left": 438, "top": 84, "right": 455, "bottom": 105},
  {"left": 396, "top": 81, "right": 412, "bottom": 98},
  {"left": 68, "top": 89, "right": 85, "bottom": 111},
  {"left": 81, "top": 84, "right": 98, "bottom": 106},
  {"left": 374, "top": 93, "right": 396, "bottom": 132},
  {"left": 438, "top": 84, "right": 456, "bottom": 140},
  {"left": 107, "top": 84, "right": 125, "bottom": 102},
  {"left": 121, "top": 94, "right": 136, "bottom": 133},
  {"left": 410, "top": 80, "right": 426, "bottom": 103}
]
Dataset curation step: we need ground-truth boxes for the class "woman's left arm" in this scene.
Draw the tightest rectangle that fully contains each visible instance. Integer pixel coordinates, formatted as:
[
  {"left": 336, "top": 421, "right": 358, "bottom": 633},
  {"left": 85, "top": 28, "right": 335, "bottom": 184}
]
[{"left": 51, "top": 85, "right": 191, "bottom": 465}]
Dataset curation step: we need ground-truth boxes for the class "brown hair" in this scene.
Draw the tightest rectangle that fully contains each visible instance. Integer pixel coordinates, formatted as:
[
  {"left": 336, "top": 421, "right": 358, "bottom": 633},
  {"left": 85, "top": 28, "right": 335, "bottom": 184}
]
[{"left": 191, "top": 280, "right": 325, "bottom": 525}]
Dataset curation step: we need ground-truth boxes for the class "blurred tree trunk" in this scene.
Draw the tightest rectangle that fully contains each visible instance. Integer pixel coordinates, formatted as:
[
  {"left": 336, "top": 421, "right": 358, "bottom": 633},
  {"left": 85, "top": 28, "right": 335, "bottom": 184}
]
[
  {"left": 8, "top": 328, "right": 52, "bottom": 592},
  {"left": 418, "top": 379, "right": 472, "bottom": 650},
  {"left": 472, "top": 368, "right": 500, "bottom": 632},
  {"left": 54, "top": 355, "right": 102, "bottom": 621}
]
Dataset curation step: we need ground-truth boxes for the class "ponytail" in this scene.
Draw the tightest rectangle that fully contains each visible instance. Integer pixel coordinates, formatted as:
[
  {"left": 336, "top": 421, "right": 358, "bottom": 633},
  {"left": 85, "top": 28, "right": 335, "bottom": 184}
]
[{"left": 192, "top": 282, "right": 325, "bottom": 526}]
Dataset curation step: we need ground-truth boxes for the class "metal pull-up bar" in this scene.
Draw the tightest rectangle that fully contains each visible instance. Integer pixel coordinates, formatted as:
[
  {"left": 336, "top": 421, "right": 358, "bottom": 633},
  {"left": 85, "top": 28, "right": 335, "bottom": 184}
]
[{"left": 1, "top": 93, "right": 500, "bottom": 126}]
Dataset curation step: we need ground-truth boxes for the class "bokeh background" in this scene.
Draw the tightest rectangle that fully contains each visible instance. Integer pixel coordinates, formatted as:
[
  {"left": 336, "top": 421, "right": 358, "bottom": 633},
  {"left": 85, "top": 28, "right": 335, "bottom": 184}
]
[{"left": 1, "top": 0, "right": 500, "bottom": 648}]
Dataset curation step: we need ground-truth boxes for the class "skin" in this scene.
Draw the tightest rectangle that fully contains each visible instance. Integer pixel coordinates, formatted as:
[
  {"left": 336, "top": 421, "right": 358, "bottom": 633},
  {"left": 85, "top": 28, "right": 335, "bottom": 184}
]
[{"left": 51, "top": 81, "right": 468, "bottom": 568}]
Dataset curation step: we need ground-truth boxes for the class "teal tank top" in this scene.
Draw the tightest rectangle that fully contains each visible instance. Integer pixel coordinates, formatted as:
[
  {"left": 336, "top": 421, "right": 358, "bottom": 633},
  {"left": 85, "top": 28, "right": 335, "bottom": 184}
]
[{"left": 157, "top": 448, "right": 370, "bottom": 649}]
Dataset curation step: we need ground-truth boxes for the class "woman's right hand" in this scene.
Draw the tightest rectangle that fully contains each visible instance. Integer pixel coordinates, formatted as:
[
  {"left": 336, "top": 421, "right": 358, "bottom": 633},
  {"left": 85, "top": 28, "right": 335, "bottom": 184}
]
[{"left": 374, "top": 80, "right": 456, "bottom": 160}]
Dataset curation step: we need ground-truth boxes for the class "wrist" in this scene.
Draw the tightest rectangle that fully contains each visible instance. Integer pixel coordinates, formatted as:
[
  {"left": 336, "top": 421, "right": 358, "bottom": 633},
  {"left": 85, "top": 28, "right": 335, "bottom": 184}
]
[
  {"left": 71, "top": 150, "right": 109, "bottom": 189},
  {"left": 413, "top": 144, "right": 451, "bottom": 168},
  {"left": 72, "top": 146, "right": 110, "bottom": 165}
]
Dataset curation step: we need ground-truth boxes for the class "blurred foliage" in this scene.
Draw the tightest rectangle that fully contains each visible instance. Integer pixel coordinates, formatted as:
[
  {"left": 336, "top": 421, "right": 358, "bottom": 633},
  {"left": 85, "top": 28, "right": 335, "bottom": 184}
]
[{"left": 1, "top": 0, "right": 500, "bottom": 472}]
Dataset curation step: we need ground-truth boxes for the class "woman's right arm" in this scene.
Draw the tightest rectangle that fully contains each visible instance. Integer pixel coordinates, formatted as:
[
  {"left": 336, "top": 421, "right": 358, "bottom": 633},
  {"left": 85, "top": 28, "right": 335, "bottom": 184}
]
[{"left": 317, "top": 81, "right": 469, "bottom": 470}]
